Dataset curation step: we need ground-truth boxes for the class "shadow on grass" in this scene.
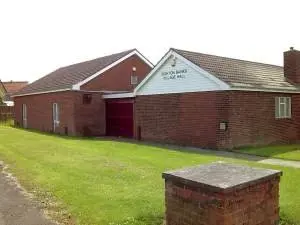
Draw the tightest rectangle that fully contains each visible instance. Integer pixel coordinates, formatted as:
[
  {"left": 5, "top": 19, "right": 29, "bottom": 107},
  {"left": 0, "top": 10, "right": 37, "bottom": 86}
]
[
  {"left": 236, "top": 144, "right": 300, "bottom": 161},
  {"left": 7, "top": 126, "right": 266, "bottom": 162}
]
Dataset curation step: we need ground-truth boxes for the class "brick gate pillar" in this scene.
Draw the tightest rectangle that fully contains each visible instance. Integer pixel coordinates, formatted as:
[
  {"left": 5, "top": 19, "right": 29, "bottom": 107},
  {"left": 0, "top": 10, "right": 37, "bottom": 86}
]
[{"left": 162, "top": 162, "right": 282, "bottom": 225}]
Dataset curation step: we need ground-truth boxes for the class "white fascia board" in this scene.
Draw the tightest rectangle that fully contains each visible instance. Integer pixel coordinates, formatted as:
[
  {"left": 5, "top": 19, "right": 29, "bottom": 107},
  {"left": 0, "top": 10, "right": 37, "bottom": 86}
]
[
  {"left": 102, "top": 93, "right": 135, "bottom": 99},
  {"left": 72, "top": 50, "right": 153, "bottom": 90},
  {"left": 11, "top": 88, "right": 71, "bottom": 97},
  {"left": 134, "top": 50, "right": 174, "bottom": 94},
  {"left": 230, "top": 87, "right": 300, "bottom": 93},
  {"left": 134, "top": 49, "right": 230, "bottom": 95}
]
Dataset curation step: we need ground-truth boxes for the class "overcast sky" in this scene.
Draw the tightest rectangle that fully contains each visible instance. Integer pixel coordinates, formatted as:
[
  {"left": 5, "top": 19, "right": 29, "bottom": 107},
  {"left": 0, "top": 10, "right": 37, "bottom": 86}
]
[{"left": 0, "top": 0, "right": 299, "bottom": 83}]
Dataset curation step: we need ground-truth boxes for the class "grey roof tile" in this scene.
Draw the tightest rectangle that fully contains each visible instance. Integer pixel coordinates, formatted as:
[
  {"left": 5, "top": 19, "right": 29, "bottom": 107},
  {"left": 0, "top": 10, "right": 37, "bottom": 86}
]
[
  {"left": 15, "top": 49, "right": 135, "bottom": 96},
  {"left": 173, "top": 48, "right": 299, "bottom": 91}
]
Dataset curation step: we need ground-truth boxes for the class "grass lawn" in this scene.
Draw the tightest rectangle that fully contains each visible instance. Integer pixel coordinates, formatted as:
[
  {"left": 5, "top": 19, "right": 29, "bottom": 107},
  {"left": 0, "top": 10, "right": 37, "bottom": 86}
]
[
  {"left": 238, "top": 144, "right": 300, "bottom": 161},
  {"left": 0, "top": 126, "right": 299, "bottom": 225}
]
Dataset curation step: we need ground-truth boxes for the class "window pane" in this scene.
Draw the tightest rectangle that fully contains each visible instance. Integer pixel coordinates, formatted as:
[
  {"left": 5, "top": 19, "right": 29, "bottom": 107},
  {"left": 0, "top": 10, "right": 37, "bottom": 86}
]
[
  {"left": 131, "top": 75, "right": 138, "bottom": 85},
  {"left": 279, "top": 103, "right": 285, "bottom": 118}
]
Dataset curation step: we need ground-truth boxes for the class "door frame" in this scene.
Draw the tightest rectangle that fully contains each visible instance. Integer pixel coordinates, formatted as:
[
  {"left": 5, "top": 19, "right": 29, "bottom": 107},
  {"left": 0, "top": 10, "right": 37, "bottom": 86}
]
[
  {"left": 52, "top": 103, "right": 59, "bottom": 132},
  {"left": 22, "top": 103, "right": 27, "bottom": 128}
]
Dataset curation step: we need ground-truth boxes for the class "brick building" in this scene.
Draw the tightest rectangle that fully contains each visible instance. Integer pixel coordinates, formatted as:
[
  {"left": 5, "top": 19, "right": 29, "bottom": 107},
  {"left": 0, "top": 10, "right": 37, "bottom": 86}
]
[
  {"left": 13, "top": 49, "right": 153, "bottom": 136},
  {"left": 105, "top": 47, "right": 300, "bottom": 149},
  {"left": 13, "top": 47, "right": 300, "bottom": 149}
]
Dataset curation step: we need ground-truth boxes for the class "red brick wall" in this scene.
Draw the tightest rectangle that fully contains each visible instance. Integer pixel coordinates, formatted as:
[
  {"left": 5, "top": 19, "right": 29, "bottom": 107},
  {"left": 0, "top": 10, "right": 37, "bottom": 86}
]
[
  {"left": 73, "top": 92, "right": 106, "bottom": 136},
  {"left": 284, "top": 49, "right": 300, "bottom": 84},
  {"left": 14, "top": 91, "right": 106, "bottom": 136},
  {"left": 165, "top": 176, "right": 280, "bottom": 225},
  {"left": 81, "top": 55, "right": 152, "bottom": 92},
  {"left": 135, "top": 92, "right": 220, "bottom": 149},
  {"left": 135, "top": 91, "right": 300, "bottom": 149},
  {"left": 220, "top": 91, "right": 300, "bottom": 149},
  {"left": 14, "top": 91, "right": 77, "bottom": 135}
]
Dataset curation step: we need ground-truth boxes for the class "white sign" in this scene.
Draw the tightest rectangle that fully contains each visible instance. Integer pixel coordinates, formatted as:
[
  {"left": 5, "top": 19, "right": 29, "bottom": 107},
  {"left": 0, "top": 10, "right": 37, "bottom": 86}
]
[{"left": 161, "top": 69, "right": 187, "bottom": 80}]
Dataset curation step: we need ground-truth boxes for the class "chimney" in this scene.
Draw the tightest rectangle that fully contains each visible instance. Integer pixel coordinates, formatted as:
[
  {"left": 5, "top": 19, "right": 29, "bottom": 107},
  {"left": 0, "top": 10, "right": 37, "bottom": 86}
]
[{"left": 284, "top": 47, "right": 300, "bottom": 84}]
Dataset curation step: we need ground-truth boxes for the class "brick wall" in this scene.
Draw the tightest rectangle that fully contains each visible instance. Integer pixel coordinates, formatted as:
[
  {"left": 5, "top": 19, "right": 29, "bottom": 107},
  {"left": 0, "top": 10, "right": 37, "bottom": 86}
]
[
  {"left": 14, "top": 91, "right": 77, "bottom": 134},
  {"left": 284, "top": 49, "right": 300, "bottom": 84},
  {"left": 165, "top": 175, "right": 280, "bottom": 225},
  {"left": 81, "top": 54, "right": 152, "bottom": 92},
  {"left": 73, "top": 92, "right": 105, "bottom": 136},
  {"left": 135, "top": 92, "right": 220, "bottom": 149},
  {"left": 135, "top": 91, "right": 300, "bottom": 149},
  {"left": 220, "top": 91, "right": 300, "bottom": 149},
  {"left": 14, "top": 91, "right": 106, "bottom": 136}
]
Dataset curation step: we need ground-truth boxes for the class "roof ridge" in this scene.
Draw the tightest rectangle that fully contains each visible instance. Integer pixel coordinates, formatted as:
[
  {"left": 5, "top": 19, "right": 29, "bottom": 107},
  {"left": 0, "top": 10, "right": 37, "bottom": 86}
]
[{"left": 171, "top": 48, "right": 282, "bottom": 68}]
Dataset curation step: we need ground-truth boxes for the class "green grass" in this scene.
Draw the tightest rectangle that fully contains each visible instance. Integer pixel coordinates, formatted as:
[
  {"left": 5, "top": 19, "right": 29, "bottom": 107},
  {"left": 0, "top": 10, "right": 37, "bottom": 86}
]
[
  {"left": 0, "top": 126, "right": 299, "bottom": 225},
  {"left": 238, "top": 144, "right": 300, "bottom": 161}
]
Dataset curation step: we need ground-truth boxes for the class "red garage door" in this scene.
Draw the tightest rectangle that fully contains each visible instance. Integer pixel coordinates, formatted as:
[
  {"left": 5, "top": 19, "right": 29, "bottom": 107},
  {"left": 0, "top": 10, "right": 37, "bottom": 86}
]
[{"left": 106, "top": 99, "right": 134, "bottom": 138}]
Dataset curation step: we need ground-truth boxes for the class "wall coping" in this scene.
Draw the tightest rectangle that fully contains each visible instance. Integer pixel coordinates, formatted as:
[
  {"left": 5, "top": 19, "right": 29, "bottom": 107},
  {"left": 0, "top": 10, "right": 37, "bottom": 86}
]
[{"left": 162, "top": 161, "right": 282, "bottom": 193}]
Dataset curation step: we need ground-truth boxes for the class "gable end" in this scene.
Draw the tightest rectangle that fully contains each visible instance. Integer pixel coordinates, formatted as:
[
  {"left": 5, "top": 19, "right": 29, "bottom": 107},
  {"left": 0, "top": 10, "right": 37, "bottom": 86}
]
[
  {"left": 73, "top": 50, "right": 153, "bottom": 90},
  {"left": 135, "top": 50, "right": 230, "bottom": 96}
]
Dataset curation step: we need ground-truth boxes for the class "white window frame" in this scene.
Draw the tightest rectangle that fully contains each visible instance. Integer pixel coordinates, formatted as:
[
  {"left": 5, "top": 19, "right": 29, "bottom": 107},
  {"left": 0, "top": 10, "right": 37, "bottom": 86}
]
[
  {"left": 275, "top": 97, "right": 291, "bottom": 119},
  {"left": 131, "top": 75, "right": 138, "bottom": 85},
  {"left": 52, "top": 103, "right": 60, "bottom": 132},
  {"left": 22, "top": 104, "right": 27, "bottom": 128}
]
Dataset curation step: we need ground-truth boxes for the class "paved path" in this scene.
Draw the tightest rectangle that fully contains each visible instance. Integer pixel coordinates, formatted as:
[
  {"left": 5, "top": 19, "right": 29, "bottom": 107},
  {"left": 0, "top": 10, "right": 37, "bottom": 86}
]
[
  {"left": 152, "top": 143, "right": 300, "bottom": 168},
  {"left": 0, "top": 163, "right": 56, "bottom": 225},
  {"left": 258, "top": 158, "right": 300, "bottom": 168},
  {"left": 188, "top": 146, "right": 300, "bottom": 168}
]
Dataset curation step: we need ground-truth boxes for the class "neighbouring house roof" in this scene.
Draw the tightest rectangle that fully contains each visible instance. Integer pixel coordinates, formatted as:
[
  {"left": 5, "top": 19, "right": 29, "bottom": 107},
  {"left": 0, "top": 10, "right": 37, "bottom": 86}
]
[
  {"left": 172, "top": 48, "right": 299, "bottom": 92},
  {"left": 14, "top": 49, "right": 153, "bottom": 97},
  {"left": 3, "top": 81, "right": 28, "bottom": 94},
  {"left": 2, "top": 81, "right": 28, "bottom": 100}
]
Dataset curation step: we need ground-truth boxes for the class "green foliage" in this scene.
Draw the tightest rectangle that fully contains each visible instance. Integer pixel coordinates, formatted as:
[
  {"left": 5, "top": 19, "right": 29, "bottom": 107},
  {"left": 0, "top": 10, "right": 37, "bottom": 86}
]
[{"left": 0, "top": 126, "right": 299, "bottom": 225}]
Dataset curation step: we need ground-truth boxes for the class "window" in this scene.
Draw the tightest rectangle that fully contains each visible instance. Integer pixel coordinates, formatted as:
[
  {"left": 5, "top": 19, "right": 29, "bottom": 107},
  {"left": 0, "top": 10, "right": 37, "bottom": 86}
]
[
  {"left": 22, "top": 104, "right": 27, "bottom": 128},
  {"left": 131, "top": 75, "right": 138, "bottom": 85},
  {"left": 275, "top": 97, "right": 291, "bottom": 118},
  {"left": 83, "top": 94, "right": 92, "bottom": 104},
  {"left": 53, "top": 103, "right": 59, "bottom": 132}
]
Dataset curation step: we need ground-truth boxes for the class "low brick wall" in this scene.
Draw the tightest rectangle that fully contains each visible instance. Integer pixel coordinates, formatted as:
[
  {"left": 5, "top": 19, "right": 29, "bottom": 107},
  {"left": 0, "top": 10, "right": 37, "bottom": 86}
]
[{"left": 163, "top": 162, "right": 282, "bottom": 225}]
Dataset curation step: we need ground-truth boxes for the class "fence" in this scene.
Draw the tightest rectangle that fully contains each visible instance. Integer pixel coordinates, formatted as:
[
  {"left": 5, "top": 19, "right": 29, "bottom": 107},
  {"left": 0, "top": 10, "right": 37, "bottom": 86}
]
[{"left": 0, "top": 106, "right": 14, "bottom": 125}]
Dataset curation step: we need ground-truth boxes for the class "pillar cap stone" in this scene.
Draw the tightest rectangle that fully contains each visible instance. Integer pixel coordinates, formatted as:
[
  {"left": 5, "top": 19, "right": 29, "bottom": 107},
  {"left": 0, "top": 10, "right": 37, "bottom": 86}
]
[{"left": 162, "top": 161, "right": 282, "bottom": 193}]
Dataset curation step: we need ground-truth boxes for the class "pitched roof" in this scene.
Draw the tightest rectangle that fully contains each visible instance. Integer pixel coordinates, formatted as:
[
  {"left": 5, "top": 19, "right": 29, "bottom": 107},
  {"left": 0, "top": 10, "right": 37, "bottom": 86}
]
[
  {"left": 15, "top": 49, "right": 147, "bottom": 96},
  {"left": 2, "top": 81, "right": 28, "bottom": 94},
  {"left": 172, "top": 48, "right": 299, "bottom": 91}
]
